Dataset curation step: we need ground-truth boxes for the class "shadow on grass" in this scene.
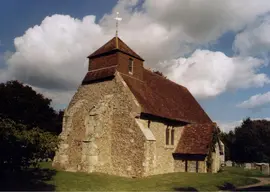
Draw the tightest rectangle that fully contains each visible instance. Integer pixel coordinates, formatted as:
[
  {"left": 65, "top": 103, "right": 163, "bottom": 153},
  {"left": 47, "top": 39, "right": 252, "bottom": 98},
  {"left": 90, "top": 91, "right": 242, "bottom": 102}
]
[
  {"left": 174, "top": 187, "right": 198, "bottom": 191},
  {"left": 235, "top": 185, "right": 270, "bottom": 191},
  {"left": 0, "top": 168, "right": 56, "bottom": 191},
  {"left": 217, "top": 182, "right": 236, "bottom": 191}
]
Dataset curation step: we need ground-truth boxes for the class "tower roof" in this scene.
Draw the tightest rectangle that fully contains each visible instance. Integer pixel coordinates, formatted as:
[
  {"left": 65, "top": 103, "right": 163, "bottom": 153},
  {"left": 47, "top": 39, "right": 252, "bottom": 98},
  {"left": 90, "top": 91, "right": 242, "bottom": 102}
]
[{"left": 87, "top": 37, "right": 144, "bottom": 61}]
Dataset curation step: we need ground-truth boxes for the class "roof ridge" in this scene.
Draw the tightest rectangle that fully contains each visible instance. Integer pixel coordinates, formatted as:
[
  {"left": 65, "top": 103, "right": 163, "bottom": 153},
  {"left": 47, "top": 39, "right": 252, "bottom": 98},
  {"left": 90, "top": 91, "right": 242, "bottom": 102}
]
[{"left": 119, "top": 72, "right": 145, "bottom": 83}]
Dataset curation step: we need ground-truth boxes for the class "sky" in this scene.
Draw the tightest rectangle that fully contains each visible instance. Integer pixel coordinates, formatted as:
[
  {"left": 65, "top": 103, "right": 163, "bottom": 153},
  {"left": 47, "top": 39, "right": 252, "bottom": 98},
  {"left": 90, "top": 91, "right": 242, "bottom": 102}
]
[{"left": 0, "top": 0, "right": 270, "bottom": 132}]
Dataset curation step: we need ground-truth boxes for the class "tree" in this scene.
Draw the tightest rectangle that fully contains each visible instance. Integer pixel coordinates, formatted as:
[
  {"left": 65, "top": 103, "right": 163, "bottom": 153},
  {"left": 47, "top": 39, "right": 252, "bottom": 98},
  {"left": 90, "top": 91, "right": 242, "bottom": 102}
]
[
  {"left": 220, "top": 118, "right": 270, "bottom": 163},
  {"left": 0, "top": 81, "right": 62, "bottom": 134},
  {"left": 0, "top": 117, "right": 59, "bottom": 173},
  {"left": 153, "top": 70, "right": 167, "bottom": 78}
]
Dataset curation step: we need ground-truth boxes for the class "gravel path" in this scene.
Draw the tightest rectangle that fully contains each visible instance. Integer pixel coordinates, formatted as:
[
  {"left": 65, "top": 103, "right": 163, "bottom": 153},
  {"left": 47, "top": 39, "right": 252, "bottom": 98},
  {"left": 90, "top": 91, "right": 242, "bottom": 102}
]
[{"left": 236, "top": 177, "right": 270, "bottom": 189}]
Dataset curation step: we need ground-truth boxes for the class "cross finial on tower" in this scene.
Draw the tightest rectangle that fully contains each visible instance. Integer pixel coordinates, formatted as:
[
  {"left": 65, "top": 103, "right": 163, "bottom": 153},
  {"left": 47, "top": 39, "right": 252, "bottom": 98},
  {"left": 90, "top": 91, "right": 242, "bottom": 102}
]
[{"left": 114, "top": 12, "right": 122, "bottom": 38}]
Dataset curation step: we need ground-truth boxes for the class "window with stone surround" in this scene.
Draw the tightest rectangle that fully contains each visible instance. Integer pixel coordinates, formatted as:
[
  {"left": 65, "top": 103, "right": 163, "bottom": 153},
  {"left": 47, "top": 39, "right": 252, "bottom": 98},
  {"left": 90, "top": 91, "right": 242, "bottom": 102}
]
[
  {"left": 165, "top": 126, "right": 176, "bottom": 146},
  {"left": 128, "top": 58, "right": 133, "bottom": 74}
]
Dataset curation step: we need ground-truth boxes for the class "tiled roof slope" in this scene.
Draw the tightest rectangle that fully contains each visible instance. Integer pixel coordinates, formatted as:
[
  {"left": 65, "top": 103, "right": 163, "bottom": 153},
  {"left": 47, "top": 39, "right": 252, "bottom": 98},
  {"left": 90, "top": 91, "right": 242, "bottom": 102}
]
[
  {"left": 121, "top": 69, "right": 212, "bottom": 124},
  {"left": 88, "top": 37, "right": 144, "bottom": 61},
  {"left": 174, "top": 124, "right": 214, "bottom": 155},
  {"left": 82, "top": 66, "right": 116, "bottom": 84}
]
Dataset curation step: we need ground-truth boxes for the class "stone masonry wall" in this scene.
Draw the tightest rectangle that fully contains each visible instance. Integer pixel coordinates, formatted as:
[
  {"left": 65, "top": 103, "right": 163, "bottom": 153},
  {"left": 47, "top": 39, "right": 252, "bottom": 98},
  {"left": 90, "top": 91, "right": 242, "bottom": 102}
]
[
  {"left": 174, "top": 159, "right": 186, "bottom": 172},
  {"left": 211, "top": 143, "right": 221, "bottom": 173},
  {"left": 137, "top": 121, "right": 208, "bottom": 174},
  {"left": 109, "top": 74, "right": 146, "bottom": 177},
  {"left": 198, "top": 160, "right": 207, "bottom": 173},
  {"left": 143, "top": 140, "right": 156, "bottom": 176},
  {"left": 174, "top": 158, "right": 207, "bottom": 173},
  {"left": 53, "top": 73, "right": 147, "bottom": 177},
  {"left": 139, "top": 120, "right": 184, "bottom": 175}
]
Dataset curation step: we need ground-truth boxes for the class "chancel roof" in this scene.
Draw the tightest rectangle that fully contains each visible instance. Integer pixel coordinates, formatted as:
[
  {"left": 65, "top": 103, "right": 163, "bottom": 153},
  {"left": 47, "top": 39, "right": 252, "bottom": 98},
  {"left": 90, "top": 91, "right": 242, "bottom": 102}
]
[{"left": 174, "top": 124, "right": 215, "bottom": 155}]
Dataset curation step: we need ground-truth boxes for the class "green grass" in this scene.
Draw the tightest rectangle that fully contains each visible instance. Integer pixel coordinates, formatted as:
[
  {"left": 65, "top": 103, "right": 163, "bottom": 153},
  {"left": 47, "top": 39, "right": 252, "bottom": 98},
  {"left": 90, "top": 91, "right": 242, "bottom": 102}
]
[
  {"left": 43, "top": 163, "right": 259, "bottom": 191},
  {"left": 221, "top": 166, "right": 269, "bottom": 177},
  {"left": 1, "top": 162, "right": 260, "bottom": 191}
]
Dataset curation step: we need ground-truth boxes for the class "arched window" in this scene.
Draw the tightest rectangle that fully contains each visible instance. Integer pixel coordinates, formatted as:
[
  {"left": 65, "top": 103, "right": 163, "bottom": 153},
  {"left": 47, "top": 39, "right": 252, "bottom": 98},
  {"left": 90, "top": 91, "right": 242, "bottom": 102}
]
[
  {"left": 171, "top": 128, "right": 175, "bottom": 145},
  {"left": 166, "top": 127, "right": 170, "bottom": 145}
]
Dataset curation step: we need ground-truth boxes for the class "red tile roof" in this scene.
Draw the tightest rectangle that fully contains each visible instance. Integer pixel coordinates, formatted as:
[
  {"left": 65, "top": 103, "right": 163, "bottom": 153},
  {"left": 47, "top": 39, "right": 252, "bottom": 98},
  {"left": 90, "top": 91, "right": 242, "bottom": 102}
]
[
  {"left": 174, "top": 124, "right": 214, "bottom": 155},
  {"left": 82, "top": 66, "right": 116, "bottom": 84},
  {"left": 88, "top": 37, "right": 144, "bottom": 61},
  {"left": 120, "top": 69, "right": 212, "bottom": 124}
]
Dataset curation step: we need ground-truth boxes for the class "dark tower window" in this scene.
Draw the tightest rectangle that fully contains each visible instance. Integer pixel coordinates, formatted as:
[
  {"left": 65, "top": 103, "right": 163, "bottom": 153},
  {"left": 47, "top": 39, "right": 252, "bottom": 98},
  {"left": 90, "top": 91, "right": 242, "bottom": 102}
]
[
  {"left": 166, "top": 126, "right": 170, "bottom": 145},
  {"left": 128, "top": 58, "right": 133, "bottom": 74},
  {"left": 171, "top": 128, "right": 175, "bottom": 145}
]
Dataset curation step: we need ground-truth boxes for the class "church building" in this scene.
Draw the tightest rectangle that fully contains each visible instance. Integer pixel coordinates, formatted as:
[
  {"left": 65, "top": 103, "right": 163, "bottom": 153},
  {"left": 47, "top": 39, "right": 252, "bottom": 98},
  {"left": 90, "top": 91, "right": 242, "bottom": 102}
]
[{"left": 53, "top": 36, "right": 224, "bottom": 177}]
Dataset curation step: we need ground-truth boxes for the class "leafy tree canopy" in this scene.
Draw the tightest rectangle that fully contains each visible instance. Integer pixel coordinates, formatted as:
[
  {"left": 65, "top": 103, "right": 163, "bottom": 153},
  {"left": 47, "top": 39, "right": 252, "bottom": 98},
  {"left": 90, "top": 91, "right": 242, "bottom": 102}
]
[
  {"left": 220, "top": 118, "right": 270, "bottom": 163},
  {"left": 153, "top": 70, "right": 167, "bottom": 78},
  {"left": 0, "top": 117, "right": 60, "bottom": 173},
  {"left": 0, "top": 80, "right": 62, "bottom": 173},
  {"left": 0, "top": 81, "right": 63, "bottom": 134}
]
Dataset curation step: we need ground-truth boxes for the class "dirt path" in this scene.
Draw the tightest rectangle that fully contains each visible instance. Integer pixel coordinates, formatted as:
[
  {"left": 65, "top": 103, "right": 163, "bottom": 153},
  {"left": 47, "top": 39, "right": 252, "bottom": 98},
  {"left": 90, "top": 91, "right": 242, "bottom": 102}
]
[{"left": 236, "top": 177, "right": 270, "bottom": 189}]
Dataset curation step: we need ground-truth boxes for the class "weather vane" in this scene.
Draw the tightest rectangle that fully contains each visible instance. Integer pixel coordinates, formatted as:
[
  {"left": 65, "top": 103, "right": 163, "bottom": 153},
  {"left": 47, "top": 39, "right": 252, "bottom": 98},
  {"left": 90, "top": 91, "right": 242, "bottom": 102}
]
[{"left": 114, "top": 12, "right": 122, "bottom": 37}]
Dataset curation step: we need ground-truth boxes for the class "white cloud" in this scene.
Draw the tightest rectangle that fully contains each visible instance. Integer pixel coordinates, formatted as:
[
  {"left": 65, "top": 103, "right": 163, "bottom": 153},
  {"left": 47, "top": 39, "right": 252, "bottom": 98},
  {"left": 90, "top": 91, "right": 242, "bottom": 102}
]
[
  {"left": 237, "top": 91, "right": 270, "bottom": 109},
  {"left": 218, "top": 117, "right": 270, "bottom": 132},
  {"left": 165, "top": 50, "right": 269, "bottom": 98},
  {"left": 2, "top": 0, "right": 270, "bottom": 105},
  {"left": 0, "top": 69, "right": 9, "bottom": 82},
  {"left": 143, "top": 0, "right": 270, "bottom": 43},
  {"left": 4, "top": 14, "right": 108, "bottom": 90},
  {"left": 100, "top": 0, "right": 270, "bottom": 63},
  {"left": 234, "top": 15, "right": 270, "bottom": 57},
  {"left": 31, "top": 86, "right": 74, "bottom": 109}
]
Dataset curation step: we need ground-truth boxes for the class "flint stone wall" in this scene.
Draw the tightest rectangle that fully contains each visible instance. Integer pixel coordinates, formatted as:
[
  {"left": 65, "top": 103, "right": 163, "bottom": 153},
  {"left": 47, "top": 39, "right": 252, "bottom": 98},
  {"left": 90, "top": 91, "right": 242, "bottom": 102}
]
[
  {"left": 53, "top": 73, "right": 146, "bottom": 177},
  {"left": 137, "top": 120, "right": 208, "bottom": 174},
  {"left": 138, "top": 120, "right": 184, "bottom": 175},
  {"left": 174, "top": 158, "right": 207, "bottom": 173}
]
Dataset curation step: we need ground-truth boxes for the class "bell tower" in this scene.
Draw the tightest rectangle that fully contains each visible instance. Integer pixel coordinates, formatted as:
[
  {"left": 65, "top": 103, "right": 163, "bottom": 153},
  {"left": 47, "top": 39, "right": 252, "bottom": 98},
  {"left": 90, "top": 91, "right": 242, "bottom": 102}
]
[{"left": 86, "top": 12, "right": 144, "bottom": 82}]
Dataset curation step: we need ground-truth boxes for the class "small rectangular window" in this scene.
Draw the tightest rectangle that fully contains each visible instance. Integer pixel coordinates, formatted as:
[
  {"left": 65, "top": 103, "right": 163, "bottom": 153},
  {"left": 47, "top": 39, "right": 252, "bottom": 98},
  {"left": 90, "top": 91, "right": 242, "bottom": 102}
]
[
  {"left": 166, "top": 127, "right": 170, "bottom": 145},
  {"left": 171, "top": 128, "right": 175, "bottom": 145},
  {"left": 128, "top": 58, "right": 133, "bottom": 74}
]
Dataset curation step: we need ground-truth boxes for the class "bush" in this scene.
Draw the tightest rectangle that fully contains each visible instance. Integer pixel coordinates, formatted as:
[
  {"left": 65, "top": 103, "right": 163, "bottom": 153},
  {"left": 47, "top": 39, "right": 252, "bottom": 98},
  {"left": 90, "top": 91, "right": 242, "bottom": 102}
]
[{"left": 0, "top": 117, "right": 60, "bottom": 173}]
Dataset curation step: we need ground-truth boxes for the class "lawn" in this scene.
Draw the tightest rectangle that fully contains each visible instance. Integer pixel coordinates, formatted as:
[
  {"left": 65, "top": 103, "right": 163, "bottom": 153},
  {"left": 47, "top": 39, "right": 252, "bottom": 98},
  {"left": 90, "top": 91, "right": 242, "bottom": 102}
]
[
  {"left": 1, "top": 163, "right": 261, "bottom": 191},
  {"left": 221, "top": 166, "right": 269, "bottom": 177}
]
